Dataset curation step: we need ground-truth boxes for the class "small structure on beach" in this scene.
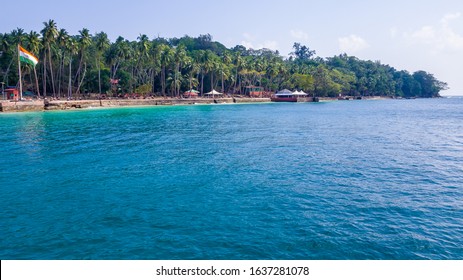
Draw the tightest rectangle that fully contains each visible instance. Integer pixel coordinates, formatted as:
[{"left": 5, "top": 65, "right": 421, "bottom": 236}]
[
  {"left": 205, "top": 89, "right": 223, "bottom": 97},
  {"left": 292, "top": 90, "right": 308, "bottom": 97},
  {"left": 276, "top": 89, "right": 293, "bottom": 95},
  {"left": 271, "top": 89, "right": 310, "bottom": 102},
  {"left": 184, "top": 89, "right": 199, "bottom": 98},
  {"left": 245, "top": 86, "right": 264, "bottom": 97},
  {"left": 4, "top": 88, "right": 19, "bottom": 100}
]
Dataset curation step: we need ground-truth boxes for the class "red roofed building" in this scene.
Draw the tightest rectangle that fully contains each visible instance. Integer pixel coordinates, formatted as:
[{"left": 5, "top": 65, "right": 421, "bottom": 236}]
[{"left": 5, "top": 88, "right": 19, "bottom": 100}]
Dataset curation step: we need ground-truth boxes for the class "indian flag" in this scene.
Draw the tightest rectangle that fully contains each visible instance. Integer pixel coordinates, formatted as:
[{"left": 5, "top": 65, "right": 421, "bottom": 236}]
[{"left": 19, "top": 45, "right": 39, "bottom": 66}]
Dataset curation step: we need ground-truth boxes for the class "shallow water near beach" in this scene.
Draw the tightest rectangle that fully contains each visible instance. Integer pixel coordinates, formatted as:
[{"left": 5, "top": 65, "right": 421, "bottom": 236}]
[{"left": 1, "top": 98, "right": 462, "bottom": 259}]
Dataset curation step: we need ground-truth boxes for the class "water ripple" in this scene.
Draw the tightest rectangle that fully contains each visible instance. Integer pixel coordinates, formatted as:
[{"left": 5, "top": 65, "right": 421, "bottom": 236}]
[{"left": 1, "top": 99, "right": 462, "bottom": 259}]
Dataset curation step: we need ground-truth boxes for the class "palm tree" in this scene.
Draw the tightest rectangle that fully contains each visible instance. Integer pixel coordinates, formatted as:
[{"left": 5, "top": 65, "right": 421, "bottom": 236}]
[
  {"left": 12, "top": 28, "right": 26, "bottom": 45},
  {"left": 149, "top": 41, "right": 162, "bottom": 94},
  {"left": 232, "top": 52, "right": 242, "bottom": 94},
  {"left": 66, "top": 38, "right": 78, "bottom": 99},
  {"left": 173, "top": 45, "right": 186, "bottom": 96},
  {"left": 136, "top": 34, "right": 150, "bottom": 92},
  {"left": 0, "top": 33, "right": 14, "bottom": 86},
  {"left": 184, "top": 56, "right": 199, "bottom": 91},
  {"left": 0, "top": 33, "right": 9, "bottom": 53},
  {"left": 0, "top": 30, "right": 25, "bottom": 87},
  {"left": 41, "top": 19, "right": 58, "bottom": 97},
  {"left": 56, "top": 28, "right": 69, "bottom": 97},
  {"left": 95, "top": 32, "right": 110, "bottom": 94},
  {"left": 159, "top": 44, "right": 173, "bottom": 96},
  {"left": 26, "top": 31, "right": 42, "bottom": 97},
  {"left": 221, "top": 51, "right": 232, "bottom": 93},
  {"left": 205, "top": 53, "right": 220, "bottom": 92},
  {"left": 11, "top": 28, "right": 27, "bottom": 96},
  {"left": 194, "top": 50, "right": 206, "bottom": 95},
  {"left": 75, "top": 28, "right": 92, "bottom": 94}
]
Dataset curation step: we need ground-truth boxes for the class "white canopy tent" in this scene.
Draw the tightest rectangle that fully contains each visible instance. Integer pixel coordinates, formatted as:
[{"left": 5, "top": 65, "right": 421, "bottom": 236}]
[
  {"left": 205, "top": 89, "right": 223, "bottom": 95},
  {"left": 292, "top": 90, "right": 308, "bottom": 96}
]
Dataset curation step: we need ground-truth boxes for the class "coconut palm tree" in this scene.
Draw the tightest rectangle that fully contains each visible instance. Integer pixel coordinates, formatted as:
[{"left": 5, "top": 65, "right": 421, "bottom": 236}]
[
  {"left": 0, "top": 33, "right": 13, "bottom": 86},
  {"left": 75, "top": 28, "right": 92, "bottom": 94},
  {"left": 148, "top": 41, "right": 162, "bottom": 94},
  {"left": 41, "top": 19, "right": 58, "bottom": 97},
  {"left": 26, "top": 31, "right": 42, "bottom": 97},
  {"left": 194, "top": 50, "right": 206, "bottom": 95},
  {"left": 95, "top": 32, "right": 110, "bottom": 94},
  {"left": 56, "top": 28, "right": 69, "bottom": 97},
  {"left": 66, "top": 37, "right": 78, "bottom": 99},
  {"left": 173, "top": 45, "right": 186, "bottom": 96},
  {"left": 136, "top": 34, "right": 150, "bottom": 91},
  {"left": 184, "top": 56, "right": 199, "bottom": 91},
  {"left": 221, "top": 51, "right": 232, "bottom": 93},
  {"left": 0, "top": 33, "right": 9, "bottom": 53},
  {"left": 12, "top": 28, "right": 27, "bottom": 45},
  {"left": 232, "top": 52, "right": 242, "bottom": 94},
  {"left": 0, "top": 30, "right": 25, "bottom": 87},
  {"left": 159, "top": 44, "right": 173, "bottom": 96}
]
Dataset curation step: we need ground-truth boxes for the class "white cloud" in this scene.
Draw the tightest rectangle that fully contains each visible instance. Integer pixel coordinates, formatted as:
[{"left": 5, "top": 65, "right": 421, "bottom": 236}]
[
  {"left": 241, "top": 40, "right": 254, "bottom": 49},
  {"left": 241, "top": 33, "right": 278, "bottom": 51},
  {"left": 441, "top": 12, "right": 461, "bottom": 26},
  {"left": 338, "top": 34, "right": 370, "bottom": 53},
  {"left": 408, "top": 13, "right": 463, "bottom": 51},
  {"left": 412, "top": 26, "right": 437, "bottom": 42},
  {"left": 290, "top": 29, "right": 309, "bottom": 41}
]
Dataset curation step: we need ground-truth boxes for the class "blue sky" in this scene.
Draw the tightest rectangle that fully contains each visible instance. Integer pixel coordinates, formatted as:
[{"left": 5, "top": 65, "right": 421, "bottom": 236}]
[{"left": 2, "top": 0, "right": 462, "bottom": 95}]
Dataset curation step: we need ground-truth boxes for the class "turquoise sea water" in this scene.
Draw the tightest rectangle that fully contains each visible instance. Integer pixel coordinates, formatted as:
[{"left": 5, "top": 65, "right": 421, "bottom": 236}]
[{"left": 1, "top": 98, "right": 462, "bottom": 259}]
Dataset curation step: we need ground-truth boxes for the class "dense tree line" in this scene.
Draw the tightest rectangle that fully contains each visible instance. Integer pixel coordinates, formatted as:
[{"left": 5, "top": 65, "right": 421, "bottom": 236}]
[{"left": 0, "top": 20, "right": 448, "bottom": 98}]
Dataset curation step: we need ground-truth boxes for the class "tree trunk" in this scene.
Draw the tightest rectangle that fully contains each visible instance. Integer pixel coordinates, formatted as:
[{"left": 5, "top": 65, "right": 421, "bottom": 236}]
[
  {"left": 42, "top": 53, "right": 47, "bottom": 97},
  {"left": 74, "top": 52, "right": 84, "bottom": 89},
  {"left": 161, "top": 66, "right": 166, "bottom": 96},
  {"left": 48, "top": 45, "right": 56, "bottom": 97},
  {"left": 97, "top": 57, "right": 101, "bottom": 94},
  {"left": 131, "top": 65, "right": 135, "bottom": 93},
  {"left": 221, "top": 70, "right": 224, "bottom": 94},
  {"left": 68, "top": 58, "right": 72, "bottom": 99},
  {"left": 57, "top": 52, "right": 63, "bottom": 97},
  {"left": 3, "top": 57, "right": 15, "bottom": 86},
  {"left": 210, "top": 72, "right": 214, "bottom": 92},
  {"left": 34, "top": 67, "right": 40, "bottom": 97},
  {"left": 76, "top": 63, "right": 87, "bottom": 94},
  {"left": 151, "top": 70, "right": 155, "bottom": 94},
  {"left": 200, "top": 71, "right": 204, "bottom": 96}
]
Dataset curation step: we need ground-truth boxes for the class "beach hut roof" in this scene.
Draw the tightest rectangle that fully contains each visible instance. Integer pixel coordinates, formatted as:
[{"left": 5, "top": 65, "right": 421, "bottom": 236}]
[
  {"left": 205, "top": 89, "right": 223, "bottom": 95},
  {"left": 277, "top": 89, "right": 293, "bottom": 94},
  {"left": 292, "top": 90, "right": 307, "bottom": 96},
  {"left": 185, "top": 89, "right": 199, "bottom": 93}
]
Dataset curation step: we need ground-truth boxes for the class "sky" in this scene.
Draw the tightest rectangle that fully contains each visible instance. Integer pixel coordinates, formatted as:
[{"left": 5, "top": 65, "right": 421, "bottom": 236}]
[{"left": 2, "top": 0, "right": 462, "bottom": 95}]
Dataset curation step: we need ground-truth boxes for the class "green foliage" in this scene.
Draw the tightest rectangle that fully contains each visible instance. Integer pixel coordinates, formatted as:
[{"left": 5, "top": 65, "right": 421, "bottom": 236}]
[
  {"left": 291, "top": 42, "right": 316, "bottom": 60},
  {"left": 0, "top": 22, "right": 448, "bottom": 98},
  {"left": 84, "top": 68, "right": 110, "bottom": 93},
  {"left": 135, "top": 84, "right": 151, "bottom": 95},
  {"left": 292, "top": 73, "right": 314, "bottom": 93},
  {"left": 116, "top": 70, "right": 131, "bottom": 92}
]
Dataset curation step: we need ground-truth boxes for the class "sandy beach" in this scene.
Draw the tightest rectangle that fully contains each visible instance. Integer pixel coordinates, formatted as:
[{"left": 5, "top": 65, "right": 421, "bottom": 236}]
[{"left": 0, "top": 96, "right": 393, "bottom": 113}]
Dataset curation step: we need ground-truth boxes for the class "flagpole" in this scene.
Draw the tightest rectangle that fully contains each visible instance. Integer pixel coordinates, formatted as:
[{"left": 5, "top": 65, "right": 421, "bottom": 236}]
[{"left": 17, "top": 44, "right": 23, "bottom": 100}]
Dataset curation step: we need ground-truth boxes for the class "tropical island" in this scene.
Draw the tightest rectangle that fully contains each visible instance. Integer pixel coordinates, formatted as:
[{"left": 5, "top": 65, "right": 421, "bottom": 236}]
[{"left": 0, "top": 20, "right": 448, "bottom": 110}]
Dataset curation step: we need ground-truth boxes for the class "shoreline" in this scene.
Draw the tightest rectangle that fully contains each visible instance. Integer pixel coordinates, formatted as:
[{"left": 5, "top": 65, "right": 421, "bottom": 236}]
[
  {"left": 0, "top": 96, "right": 392, "bottom": 113},
  {"left": 0, "top": 97, "right": 270, "bottom": 113}
]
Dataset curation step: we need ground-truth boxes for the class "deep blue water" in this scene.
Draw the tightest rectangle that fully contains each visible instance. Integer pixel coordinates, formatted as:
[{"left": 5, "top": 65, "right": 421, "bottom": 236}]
[{"left": 1, "top": 98, "right": 462, "bottom": 260}]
